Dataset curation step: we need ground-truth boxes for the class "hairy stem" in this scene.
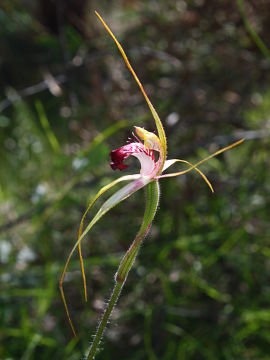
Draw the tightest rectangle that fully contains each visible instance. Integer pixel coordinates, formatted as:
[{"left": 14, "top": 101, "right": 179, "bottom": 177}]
[
  {"left": 86, "top": 180, "right": 160, "bottom": 359},
  {"left": 86, "top": 282, "right": 123, "bottom": 359}
]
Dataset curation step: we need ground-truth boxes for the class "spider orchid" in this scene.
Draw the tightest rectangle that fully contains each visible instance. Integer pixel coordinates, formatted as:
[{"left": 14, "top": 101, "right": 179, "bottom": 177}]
[{"left": 59, "top": 11, "right": 244, "bottom": 359}]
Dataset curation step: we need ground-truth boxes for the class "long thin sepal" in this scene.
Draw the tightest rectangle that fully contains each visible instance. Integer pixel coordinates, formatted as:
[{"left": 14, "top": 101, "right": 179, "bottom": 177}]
[
  {"left": 158, "top": 139, "right": 244, "bottom": 179},
  {"left": 162, "top": 158, "right": 214, "bottom": 192},
  {"left": 77, "top": 174, "right": 141, "bottom": 303},
  {"left": 60, "top": 175, "right": 151, "bottom": 337},
  {"left": 95, "top": 11, "right": 167, "bottom": 174}
]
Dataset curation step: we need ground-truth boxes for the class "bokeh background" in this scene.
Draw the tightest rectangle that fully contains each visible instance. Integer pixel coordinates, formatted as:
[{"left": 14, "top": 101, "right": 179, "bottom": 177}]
[{"left": 1, "top": 1, "right": 270, "bottom": 359}]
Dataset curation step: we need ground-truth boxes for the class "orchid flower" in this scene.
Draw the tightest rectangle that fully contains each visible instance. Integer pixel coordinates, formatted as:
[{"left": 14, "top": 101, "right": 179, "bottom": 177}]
[{"left": 59, "top": 11, "right": 244, "bottom": 359}]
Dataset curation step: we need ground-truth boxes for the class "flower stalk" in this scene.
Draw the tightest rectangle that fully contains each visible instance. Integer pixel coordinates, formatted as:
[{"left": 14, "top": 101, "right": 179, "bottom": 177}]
[{"left": 86, "top": 181, "right": 160, "bottom": 359}]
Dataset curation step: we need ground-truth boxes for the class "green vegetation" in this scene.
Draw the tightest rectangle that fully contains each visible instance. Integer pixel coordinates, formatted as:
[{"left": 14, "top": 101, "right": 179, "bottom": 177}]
[{"left": 1, "top": 1, "right": 270, "bottom": 359}]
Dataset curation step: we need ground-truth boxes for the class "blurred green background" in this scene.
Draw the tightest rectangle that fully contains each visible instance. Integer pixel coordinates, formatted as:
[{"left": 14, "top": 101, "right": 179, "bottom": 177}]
[{"left": 1, "top": 1, "right": 270, "bottom": 359}]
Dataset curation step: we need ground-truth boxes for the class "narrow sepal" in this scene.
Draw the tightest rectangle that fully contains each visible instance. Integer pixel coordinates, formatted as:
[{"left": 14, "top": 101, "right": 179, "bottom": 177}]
[
  {"left": 60, "top": 174, "right": 144, "bottom": 337},
  {"left": 95, "top": 11, "right": 167, "bottom": 174}
]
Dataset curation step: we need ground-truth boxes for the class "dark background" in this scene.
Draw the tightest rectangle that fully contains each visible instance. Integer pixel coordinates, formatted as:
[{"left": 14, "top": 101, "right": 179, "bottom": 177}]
[{"left": 1, "top": 1, "right": 270, "bottom": 359}]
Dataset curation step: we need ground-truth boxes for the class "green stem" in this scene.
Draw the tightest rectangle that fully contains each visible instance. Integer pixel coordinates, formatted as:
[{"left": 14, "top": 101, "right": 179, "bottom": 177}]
[
  {"left": 86, "top": 180, "right": 160, "bottom": 359},
  {"left": 86, "top": 282, "right": 123, "bottom": 359}
]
